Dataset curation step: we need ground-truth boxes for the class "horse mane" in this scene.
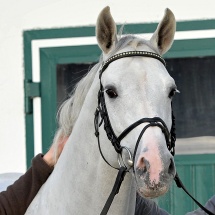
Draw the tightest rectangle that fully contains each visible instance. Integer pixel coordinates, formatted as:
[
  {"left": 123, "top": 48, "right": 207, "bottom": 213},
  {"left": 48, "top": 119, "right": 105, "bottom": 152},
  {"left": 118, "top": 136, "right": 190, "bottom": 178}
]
[
  {"left": 52, "top": 62, "right": 101, "bottom": 162},
  {"left": 52, "top": 34, "right": 156, "bottom": 163}
]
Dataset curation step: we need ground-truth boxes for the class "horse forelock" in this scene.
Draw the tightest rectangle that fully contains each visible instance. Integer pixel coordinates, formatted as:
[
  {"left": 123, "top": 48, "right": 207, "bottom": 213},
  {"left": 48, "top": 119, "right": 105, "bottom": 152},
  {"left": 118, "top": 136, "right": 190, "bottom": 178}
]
[
  {"left": 52, "top": 34, "right": 158, "bottom": 163},
  {"left": 108, "top": 34, "right": 159, "bottom": 58}
]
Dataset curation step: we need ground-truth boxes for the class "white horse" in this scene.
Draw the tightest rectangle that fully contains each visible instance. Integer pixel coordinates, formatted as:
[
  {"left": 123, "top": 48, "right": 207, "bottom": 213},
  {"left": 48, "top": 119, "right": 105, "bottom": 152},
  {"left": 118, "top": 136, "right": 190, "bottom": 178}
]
[{"left": 25, "top": 6, "right": 177, "bottom": 215}]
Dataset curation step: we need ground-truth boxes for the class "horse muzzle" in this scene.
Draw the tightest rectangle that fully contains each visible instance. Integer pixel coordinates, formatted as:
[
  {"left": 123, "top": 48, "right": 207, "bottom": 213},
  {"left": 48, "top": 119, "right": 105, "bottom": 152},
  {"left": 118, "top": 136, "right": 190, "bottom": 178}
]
[{"left": 135, "top": 149, "right": 176, "bottom": 198}]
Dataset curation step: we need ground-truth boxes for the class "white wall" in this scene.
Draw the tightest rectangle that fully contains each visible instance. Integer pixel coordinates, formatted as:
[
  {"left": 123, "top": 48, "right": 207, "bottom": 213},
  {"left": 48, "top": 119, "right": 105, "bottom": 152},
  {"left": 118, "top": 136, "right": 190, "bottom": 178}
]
[{"left": 0, "top": 0, "right": 215, "bottom": 173}]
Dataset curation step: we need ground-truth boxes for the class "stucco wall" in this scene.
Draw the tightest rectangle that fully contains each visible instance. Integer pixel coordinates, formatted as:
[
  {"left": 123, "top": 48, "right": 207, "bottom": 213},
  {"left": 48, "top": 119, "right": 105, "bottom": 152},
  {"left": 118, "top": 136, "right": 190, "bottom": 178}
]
[{"left": 0, "top": 0, "right": 215, "bottom": 173}]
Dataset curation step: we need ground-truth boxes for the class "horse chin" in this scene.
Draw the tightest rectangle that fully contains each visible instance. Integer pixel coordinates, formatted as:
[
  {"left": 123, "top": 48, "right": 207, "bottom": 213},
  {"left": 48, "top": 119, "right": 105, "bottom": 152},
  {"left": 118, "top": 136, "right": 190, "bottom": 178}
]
[
  {"left": 135, "top": 174, "right": 171, "bottom": 199},
  {"left": 137, "top": 185, "right": 169, "bottom": 199}
]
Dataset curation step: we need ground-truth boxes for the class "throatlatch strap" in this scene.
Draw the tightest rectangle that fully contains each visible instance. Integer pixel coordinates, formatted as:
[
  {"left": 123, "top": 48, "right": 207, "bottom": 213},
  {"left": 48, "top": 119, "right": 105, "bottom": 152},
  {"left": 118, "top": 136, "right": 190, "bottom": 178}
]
[
  {"left": 100, "top": 166, "right": 127, "bottom": 215},
  {"left": 174, "top": 173, "right": 215, "bottom": 215}
]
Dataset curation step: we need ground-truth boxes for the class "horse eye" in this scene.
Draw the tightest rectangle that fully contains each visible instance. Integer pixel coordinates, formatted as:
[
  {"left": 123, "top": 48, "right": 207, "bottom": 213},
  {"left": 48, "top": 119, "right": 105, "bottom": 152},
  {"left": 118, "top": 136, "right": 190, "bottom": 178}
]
[
  {"left": 168, "top": 89, "right": 176, "bottom": 98},
  {"left": 106, "top": 89, "right": 118, "bottom": 98}
]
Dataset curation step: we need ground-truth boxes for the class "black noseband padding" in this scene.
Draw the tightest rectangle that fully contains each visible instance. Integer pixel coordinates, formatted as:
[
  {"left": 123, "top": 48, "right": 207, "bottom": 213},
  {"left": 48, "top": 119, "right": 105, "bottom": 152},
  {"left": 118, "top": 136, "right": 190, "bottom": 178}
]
[{"left": 118, "top": 117, "right": 170, "bottom": 143}]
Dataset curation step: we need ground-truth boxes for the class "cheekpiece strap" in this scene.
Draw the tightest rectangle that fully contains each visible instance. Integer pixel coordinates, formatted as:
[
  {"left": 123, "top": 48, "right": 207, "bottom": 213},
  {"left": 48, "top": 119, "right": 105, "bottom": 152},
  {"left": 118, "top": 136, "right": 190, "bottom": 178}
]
[{"left": 100, "top": 51, "right": 166, "bottom": 78}]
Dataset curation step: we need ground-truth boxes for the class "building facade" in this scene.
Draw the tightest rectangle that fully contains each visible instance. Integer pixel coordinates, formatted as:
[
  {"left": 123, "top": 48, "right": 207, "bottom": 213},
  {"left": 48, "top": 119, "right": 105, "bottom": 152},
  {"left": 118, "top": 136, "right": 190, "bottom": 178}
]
[{"left": 0, "top": 1, "right": 215, "bottom": 213}]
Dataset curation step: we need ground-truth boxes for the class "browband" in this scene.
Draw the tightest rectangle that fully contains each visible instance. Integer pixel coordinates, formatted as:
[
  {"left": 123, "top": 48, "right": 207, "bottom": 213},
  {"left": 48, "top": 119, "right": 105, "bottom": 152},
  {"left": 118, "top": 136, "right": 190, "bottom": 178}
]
[{"left": 100, "top": 51, "right": 166, "bottom": 78}]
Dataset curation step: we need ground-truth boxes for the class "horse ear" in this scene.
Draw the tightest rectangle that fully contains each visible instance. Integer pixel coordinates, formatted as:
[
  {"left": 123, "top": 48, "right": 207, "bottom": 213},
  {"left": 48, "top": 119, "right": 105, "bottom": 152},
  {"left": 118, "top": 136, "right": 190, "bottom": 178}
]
[
  {"left": 96, "top": 6, "right": 117, "bottom": 54},
  {"left": 150, "top": 8, "right": 176, "bottom": 55}
]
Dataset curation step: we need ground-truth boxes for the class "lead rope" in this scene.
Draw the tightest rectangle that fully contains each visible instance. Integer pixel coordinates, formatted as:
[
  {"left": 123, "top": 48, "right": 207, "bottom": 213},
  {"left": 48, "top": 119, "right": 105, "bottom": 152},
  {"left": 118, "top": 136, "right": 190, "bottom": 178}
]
[
  {"left": 174, "top": 173, "right": 215, "bottom": 215},
  {"left": 100, "top": 166, "right": 127, "bottom": 215}
]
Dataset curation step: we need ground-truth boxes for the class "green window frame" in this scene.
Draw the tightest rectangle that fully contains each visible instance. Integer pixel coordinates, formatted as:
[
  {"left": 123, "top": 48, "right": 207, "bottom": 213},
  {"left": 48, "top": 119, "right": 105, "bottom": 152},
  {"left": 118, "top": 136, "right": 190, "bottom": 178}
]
[{"left": 24, "top": 19, "right": 215, "bottom": 214}]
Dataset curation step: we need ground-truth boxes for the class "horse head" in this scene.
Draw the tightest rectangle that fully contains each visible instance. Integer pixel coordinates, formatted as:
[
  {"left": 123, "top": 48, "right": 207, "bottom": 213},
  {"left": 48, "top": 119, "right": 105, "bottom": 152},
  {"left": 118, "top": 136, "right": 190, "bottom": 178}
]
[{"left": 96, "top": 6, "right": 177, "bottom": 199}]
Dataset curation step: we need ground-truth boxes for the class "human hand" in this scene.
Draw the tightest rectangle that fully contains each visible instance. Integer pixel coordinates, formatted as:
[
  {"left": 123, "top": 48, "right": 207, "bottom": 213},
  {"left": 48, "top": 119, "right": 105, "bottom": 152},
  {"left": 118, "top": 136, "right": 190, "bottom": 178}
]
[{"left": 43, "top": 136, "right": 68, "bottom": 167}]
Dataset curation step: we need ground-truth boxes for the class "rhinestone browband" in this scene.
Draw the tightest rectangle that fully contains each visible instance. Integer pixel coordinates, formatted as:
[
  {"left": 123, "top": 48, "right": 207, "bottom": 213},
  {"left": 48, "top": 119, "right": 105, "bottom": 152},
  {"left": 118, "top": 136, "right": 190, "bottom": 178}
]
[{"left": 100, "top": 51, "right": 166, "bottom": 77}]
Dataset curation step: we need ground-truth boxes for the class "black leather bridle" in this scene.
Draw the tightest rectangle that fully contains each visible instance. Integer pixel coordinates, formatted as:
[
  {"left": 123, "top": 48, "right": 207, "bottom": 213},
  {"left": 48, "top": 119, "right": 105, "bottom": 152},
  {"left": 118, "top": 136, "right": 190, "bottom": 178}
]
[
  {"left": 94, "top": 51, "right": 176, "bottom": 156},
  {"left": 94, "top": 51, "right": 214, "bottom": 215}
]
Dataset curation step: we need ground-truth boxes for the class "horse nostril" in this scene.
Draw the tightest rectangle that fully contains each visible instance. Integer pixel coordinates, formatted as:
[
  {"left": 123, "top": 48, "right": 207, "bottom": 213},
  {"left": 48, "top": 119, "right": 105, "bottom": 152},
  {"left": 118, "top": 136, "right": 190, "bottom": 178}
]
[
  {"left": 136, "top": 157, "right": 149, "bottom": 174},
  {"left": 138, "top": 157, "right": 144, "bottom": 168},
  {"left": 168, "top": 158, "right": 175, "bottom": 175}
]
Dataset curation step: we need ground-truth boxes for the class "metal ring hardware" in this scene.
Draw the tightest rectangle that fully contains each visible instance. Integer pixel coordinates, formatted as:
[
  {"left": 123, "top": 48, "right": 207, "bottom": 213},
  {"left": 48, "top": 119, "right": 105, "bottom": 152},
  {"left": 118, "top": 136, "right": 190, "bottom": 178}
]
[{"left": 117, "top": 146, "right": 133, "bottom": 170}]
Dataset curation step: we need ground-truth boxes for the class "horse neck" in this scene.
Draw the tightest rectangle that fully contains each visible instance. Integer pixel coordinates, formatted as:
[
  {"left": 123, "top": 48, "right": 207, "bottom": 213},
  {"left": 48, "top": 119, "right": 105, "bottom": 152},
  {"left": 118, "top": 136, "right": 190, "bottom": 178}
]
[
  {"left": 49, "top": 74, "right": 136, "bottom": 214},
  {"left": 25, "top": 72, "right": 136, "bottom": 214}
]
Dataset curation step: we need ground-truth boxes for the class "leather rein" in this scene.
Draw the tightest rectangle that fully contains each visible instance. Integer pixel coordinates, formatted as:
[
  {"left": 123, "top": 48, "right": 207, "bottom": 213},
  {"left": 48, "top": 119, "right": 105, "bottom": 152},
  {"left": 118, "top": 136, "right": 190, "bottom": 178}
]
[{"left": 94, "top": 51, "right": 214, "bottom": 215}]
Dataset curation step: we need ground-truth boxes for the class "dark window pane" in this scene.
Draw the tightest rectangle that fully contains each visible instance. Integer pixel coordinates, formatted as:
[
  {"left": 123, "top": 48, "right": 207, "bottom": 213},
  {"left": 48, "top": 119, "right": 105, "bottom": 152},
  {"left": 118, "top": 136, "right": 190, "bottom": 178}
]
[
  {"left": 166, "top": 56, "right": 215, "bottom": 138},
  {"left": 56, "top": 63, "right": 96, "bottom": 107}
]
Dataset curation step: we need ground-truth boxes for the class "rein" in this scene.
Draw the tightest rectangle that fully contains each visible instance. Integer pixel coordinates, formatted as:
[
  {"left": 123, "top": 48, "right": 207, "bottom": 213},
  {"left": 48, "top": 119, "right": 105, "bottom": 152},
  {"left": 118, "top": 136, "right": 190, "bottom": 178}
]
[{"left": 94, "top": 50, "right": 214, "bottom": 215}]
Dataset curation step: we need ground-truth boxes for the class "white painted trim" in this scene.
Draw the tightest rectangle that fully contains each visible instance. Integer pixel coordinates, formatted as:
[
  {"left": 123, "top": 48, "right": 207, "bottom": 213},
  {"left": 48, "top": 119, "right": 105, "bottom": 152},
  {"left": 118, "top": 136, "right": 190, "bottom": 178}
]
[
  {"left": 31, "top": 29, "right": 215, "bottom": 155},
  {"left": 32, "top": 42, "right": 42, "bottom": 155},
  {"left": 176, "top": 136, "right": 215, "bottom": 155},
  {"left": 32, "top": 98, "right": 42, "bottom": 155}
]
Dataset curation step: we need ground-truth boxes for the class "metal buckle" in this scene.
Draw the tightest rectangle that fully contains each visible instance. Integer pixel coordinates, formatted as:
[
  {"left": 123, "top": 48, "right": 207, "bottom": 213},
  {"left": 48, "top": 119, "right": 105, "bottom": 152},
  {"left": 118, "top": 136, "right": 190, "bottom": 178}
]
[{"left": 117, "top": 146, "right": 133, "bottom": 170}]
